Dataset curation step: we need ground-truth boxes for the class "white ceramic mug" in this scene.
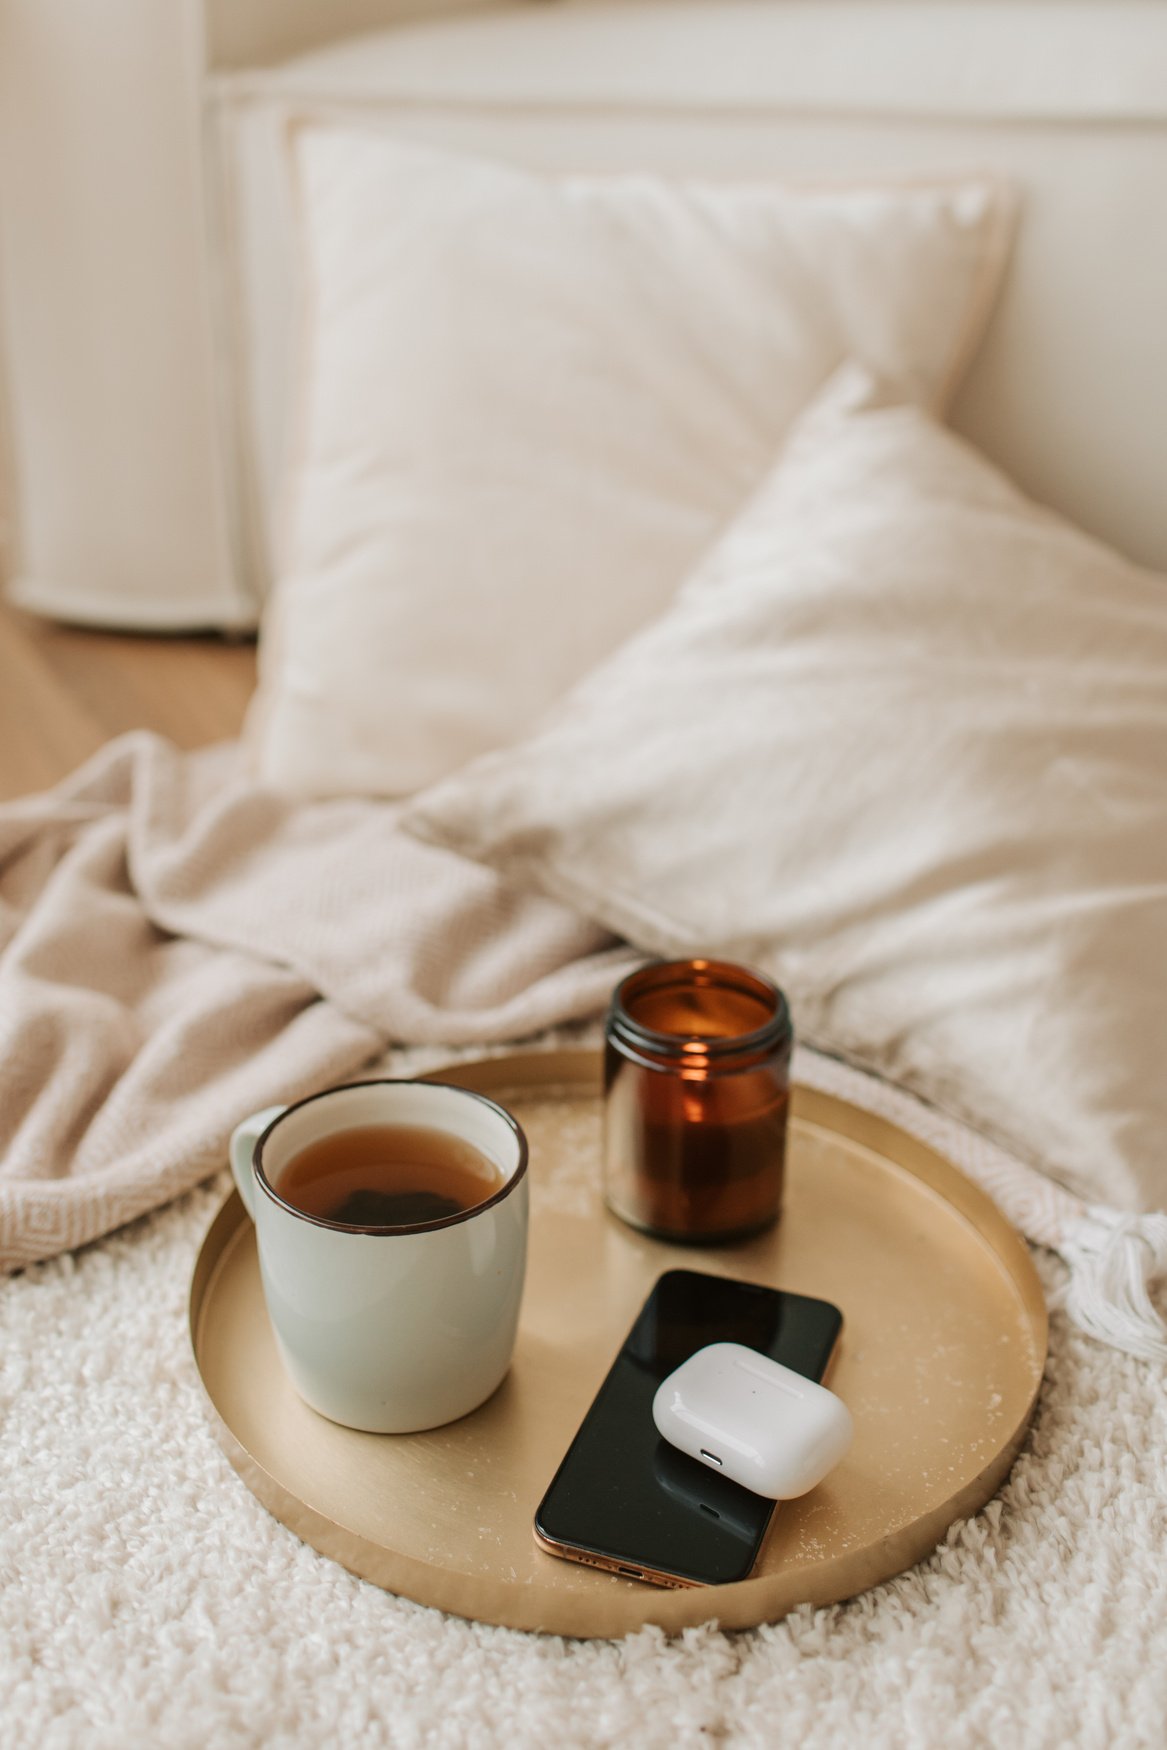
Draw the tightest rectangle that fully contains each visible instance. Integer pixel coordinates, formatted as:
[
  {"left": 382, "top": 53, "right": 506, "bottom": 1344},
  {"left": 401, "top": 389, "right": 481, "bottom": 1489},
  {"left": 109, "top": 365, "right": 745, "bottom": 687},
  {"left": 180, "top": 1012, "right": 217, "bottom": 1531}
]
[{"left": 229, "top": 1080, "right": 529, "bottom": 1434}]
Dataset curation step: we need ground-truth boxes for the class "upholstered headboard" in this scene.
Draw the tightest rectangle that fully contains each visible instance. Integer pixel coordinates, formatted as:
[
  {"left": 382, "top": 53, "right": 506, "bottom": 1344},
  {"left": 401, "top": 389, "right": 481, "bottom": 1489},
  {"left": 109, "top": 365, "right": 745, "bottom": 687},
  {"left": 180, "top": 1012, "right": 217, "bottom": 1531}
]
[
  {"left": 3, "top": 1, "right": 1165, "bottom": 627},
  {"left": 209, "top": 0, "right": 1167, "bottom": 605}
]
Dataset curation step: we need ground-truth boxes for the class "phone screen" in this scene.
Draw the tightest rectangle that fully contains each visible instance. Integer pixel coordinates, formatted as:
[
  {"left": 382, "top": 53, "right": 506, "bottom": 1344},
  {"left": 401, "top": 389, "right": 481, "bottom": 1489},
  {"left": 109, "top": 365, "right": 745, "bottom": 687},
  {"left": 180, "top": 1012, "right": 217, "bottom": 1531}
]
[{"left": 534, "top": 1269, "right": 843, "bottom": 1587}]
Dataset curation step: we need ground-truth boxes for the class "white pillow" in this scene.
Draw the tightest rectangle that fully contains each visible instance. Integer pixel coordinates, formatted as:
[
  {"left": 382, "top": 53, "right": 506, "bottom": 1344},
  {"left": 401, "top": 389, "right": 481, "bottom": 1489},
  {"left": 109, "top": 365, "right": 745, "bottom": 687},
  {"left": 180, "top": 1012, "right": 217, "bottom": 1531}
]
[
  {"left": 405, "top": 368, "right": 1167, "bottom": 1214},
  {"left": 246, "top": 127, "right": 1013, "bottom": 797}
]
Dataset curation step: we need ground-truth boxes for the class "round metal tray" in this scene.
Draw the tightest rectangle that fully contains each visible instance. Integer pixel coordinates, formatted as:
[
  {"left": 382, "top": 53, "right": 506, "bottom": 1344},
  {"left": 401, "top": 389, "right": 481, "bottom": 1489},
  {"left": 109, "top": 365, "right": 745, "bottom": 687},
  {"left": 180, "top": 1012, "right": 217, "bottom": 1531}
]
[{"left": 189, "top": 1049, "right": 1046, "bottom": 1637}]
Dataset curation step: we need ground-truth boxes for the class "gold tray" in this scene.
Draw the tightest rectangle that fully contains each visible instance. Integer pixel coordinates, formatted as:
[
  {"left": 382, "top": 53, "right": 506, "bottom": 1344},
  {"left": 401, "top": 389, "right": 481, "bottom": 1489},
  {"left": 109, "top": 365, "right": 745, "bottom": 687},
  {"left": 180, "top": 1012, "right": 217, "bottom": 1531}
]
[{"left": 189, "top": 1049, "right": 1046, "bottom": 1637}]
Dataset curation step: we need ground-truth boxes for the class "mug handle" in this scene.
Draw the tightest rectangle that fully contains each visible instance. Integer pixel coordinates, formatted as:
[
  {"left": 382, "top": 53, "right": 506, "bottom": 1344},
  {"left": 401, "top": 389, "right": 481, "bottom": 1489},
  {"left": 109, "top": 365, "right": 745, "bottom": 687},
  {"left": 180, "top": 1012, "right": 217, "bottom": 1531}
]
[{"left": 229, "top": 1106, "right": 287, "bottom": 1220}]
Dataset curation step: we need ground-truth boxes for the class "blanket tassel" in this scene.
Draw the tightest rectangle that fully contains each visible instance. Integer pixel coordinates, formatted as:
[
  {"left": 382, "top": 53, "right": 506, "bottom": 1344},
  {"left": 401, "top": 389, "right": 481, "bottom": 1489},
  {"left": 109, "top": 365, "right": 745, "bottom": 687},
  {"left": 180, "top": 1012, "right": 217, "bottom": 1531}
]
[{"left": 1060, "top": 1208, "right": 1167, "bottom": 1364}]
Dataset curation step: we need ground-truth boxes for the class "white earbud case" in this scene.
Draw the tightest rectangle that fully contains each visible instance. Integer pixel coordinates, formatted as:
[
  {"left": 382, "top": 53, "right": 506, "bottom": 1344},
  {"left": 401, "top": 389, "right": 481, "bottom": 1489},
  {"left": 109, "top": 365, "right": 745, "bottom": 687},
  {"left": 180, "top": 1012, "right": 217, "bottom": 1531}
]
[{"left": 652, "top": 1341, "right": 853, "bottom": 1499}]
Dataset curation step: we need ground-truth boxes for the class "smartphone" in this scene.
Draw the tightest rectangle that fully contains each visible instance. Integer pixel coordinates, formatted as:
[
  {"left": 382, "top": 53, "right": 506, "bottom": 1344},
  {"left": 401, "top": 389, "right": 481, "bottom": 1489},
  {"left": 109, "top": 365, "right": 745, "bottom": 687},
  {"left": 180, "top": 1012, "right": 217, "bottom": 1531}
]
[{"left": 534, "top": 1269, "right": 843, "bottom": 1588}]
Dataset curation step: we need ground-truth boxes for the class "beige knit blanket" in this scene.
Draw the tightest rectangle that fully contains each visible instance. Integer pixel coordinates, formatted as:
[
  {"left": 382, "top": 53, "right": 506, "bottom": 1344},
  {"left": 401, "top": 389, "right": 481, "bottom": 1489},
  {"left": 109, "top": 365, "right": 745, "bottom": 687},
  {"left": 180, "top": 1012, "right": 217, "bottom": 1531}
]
[
  {"left": 4, "top": 731, "right": 1166, "bottom": 1365},
  {"left": 0, "top": 733, "right": 637, "bottom": 1270}
]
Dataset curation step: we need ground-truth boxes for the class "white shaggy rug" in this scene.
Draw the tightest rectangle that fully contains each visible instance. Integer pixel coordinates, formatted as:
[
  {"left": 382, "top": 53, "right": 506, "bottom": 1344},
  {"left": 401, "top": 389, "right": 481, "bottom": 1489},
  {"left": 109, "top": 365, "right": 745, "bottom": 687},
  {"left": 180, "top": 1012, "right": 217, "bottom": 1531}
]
[{"left": 4, "top": 1134, "right": 1167, "bottom": 1747}]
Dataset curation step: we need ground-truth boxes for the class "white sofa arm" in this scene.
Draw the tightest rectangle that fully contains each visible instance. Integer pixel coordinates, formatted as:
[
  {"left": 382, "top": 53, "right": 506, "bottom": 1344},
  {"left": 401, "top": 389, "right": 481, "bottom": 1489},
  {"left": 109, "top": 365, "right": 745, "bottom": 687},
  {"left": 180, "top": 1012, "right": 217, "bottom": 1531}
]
[
  {"left": 0, "top": 0, "right": 502, "bottom": 629},
  {"left": 0, "top": 0, "right": 239, "bottom": 627}
]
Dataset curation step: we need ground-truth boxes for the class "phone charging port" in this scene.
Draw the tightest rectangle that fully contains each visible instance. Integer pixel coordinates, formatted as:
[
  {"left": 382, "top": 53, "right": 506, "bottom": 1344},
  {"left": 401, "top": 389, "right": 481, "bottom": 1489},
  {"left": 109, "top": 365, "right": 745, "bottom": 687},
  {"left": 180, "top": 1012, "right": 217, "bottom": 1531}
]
[{"left": 699, "top": 1450, "right": 723, "bottom": 1467}]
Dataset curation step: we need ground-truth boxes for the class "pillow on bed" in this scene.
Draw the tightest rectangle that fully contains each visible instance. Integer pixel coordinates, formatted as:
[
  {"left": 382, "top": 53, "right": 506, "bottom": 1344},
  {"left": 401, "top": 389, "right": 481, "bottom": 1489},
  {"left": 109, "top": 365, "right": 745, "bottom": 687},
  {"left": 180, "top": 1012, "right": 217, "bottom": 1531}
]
[
  {"left": 405, "top": 366, "right": 1167, "bottom": 1214},
  {"left": 246, "top": 126, "right": 1013, "bottom": 796}
]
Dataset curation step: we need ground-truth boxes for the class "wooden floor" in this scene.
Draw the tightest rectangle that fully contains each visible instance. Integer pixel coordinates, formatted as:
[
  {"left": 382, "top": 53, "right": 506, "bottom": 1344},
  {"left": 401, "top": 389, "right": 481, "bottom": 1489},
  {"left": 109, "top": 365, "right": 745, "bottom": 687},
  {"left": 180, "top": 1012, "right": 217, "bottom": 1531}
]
[{"left": 0, "top": 595, "right": 258, "bottom": 801}]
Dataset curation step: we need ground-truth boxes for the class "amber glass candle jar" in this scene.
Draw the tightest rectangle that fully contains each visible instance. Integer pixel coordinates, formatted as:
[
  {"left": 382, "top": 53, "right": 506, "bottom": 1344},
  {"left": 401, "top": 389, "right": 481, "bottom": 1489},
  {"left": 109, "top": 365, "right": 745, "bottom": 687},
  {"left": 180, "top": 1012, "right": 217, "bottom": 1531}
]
[{"left": 603, "top": 959, "right": 793, "bottom": 1244}]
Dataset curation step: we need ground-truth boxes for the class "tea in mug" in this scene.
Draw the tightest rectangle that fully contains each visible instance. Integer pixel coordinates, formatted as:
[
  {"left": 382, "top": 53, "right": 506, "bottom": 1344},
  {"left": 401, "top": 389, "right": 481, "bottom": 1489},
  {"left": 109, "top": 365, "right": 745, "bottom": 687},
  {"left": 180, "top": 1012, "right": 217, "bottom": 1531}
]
[{"left": 277, "top": 1124, "right": 504, "bottom": 1228}]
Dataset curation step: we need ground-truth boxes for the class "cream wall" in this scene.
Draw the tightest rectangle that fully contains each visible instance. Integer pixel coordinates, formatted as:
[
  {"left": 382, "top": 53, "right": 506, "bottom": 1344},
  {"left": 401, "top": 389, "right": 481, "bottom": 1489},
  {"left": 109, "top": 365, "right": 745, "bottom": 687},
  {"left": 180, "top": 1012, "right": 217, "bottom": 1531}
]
[{"left": 203, "top": 0, "right": 499, "bottom": 72}]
